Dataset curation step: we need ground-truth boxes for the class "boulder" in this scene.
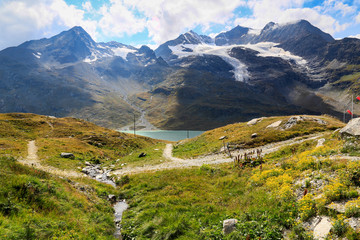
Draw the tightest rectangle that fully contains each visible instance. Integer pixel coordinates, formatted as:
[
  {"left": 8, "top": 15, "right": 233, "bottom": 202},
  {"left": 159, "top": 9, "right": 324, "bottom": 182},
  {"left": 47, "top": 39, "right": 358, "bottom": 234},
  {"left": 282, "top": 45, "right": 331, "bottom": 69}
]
[
  {"left": 251, "top": 133, "right": 257, "bottom": 138},
  {"left": 219, "top": 136, "right": 227, "bottom": 140},
  {"left": 223, "top": 219, "right": 238, "bottom": 235},
  {"left": 313, "top": 216, "right": 332, "bottom": 240},
  {"left": 340, "top": 118, "right": 360, "bottom": 138},
  {"left": 266, "top": 120, "right": 282, "bottom": 128},
  {"left": 316, "top": 138, "right": 326, "bottom": 147},
  {"left": 247, "top": 117, "right": 263, "bottom": 126},
  {"left": 326, "top": 202, "right": 345, "bottom": 213},
  {"left": 138, "top": 152, "right": 147, "bottom": 158},
  {"left": 60, "top": 152, "right": 75, "bottom": 159},
  {"left": 107, "top": 194, "right": 117, "bottom": 203}
]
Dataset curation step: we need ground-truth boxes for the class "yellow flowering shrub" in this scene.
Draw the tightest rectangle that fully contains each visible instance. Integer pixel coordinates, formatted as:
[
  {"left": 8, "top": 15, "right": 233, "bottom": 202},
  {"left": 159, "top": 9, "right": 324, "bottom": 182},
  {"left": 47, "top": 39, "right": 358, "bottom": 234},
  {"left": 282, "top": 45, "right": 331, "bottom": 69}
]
[
  {"left": 294, "top": 146, "right": 332, "bottom": 170},
  {"left": 332, "top": 215, "right": 348, "bottom": 237},
  {"left": 265, "top": 173, "right": 293, "bottom": 190},
  {"left": 324, "top": 181, "right": 348, "bottom": 201},
  {"left": 345, "top": 198, "right": 360, "bottom": 217},
  {"left": 278, "top": 184, "right": 294, "bottom": 200},
  {"left": 340, "top": 161, "right": 360, "bottom": 186},
  {"left": 295, "top": 155, "right": 317, "bottom": 170},
  {"left": 298, "top": 194, "right": 316, "bottom": 221},
  {"left": 249, "top": 168, "right": 284, "bottom": 186}
]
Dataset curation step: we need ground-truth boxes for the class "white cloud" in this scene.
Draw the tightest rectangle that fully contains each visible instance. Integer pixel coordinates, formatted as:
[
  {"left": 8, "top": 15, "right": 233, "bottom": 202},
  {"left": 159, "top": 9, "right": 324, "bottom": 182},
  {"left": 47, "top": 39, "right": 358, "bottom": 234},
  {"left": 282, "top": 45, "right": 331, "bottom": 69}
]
[
  {"left": 321, "top": 0, "right": 355, "bottom": 17},
  {"left": 123, "top": 0, "right": 246, "bottom": 44},
  {"left": 349, "top": 34, "right": 360, "bottom": 39},
  {"left": 0, "top": 0, "right": 97, "bottom": 50},
  {"left": 98, "top": 0, "right": 145, "bottom": 37},
  {"left": 233, "top": 0, "right": 350, "bottom": 36},
  {"left": 0, "top": 0, "right": 358, "bottom": 51},
  {"left": 82, "top": 1, "right": 93, "bottom": 12}
]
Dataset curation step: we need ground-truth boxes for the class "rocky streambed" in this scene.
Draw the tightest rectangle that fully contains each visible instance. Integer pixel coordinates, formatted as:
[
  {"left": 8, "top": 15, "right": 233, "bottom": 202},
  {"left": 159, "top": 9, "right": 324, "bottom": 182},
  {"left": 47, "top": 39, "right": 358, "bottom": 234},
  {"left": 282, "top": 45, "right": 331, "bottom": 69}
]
[{"left": 82, "top": 162, "right": 128, "bottom": 239}]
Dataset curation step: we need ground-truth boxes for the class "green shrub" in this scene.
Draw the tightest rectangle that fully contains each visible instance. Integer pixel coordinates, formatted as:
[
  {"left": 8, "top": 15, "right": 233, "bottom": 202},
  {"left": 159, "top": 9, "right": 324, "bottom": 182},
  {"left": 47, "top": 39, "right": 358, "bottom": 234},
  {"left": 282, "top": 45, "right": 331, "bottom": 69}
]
[{"left": 332, "top": 217, "right": 348, "bottom": 237}]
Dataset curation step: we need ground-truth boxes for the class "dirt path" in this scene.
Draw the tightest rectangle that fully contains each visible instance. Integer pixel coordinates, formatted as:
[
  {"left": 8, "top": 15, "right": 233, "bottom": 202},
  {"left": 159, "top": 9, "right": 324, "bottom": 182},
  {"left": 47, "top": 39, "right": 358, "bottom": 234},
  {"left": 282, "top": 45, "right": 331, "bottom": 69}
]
[
  {"left": 113, "top": 133, "right": 324, "bottom": 175},
  {"left": 19, "top": 134, "right": 360, "bottom": 179},
  {"left": 18, "top": 140, "right": 84, "bottom": 178},
  {"left": 163, "top": 144, "right": 185, "bottom": 162}
]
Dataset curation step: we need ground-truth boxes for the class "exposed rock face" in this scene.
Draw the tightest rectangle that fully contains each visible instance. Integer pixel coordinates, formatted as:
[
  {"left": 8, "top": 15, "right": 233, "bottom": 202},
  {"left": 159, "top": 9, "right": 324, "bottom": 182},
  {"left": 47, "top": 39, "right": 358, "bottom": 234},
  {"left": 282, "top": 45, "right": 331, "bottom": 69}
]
[
  {"left": 340, "top": 118, "right": 360, "bottom": 137},
  {"left": 266, "top": 120, "right": 282, "bottom": 128},
  {"left": 283, "top": 116, "right": 327, "bottom": 129},
  {"left": 346, "top": 217, "right": 360, "bottom": 230},
  {"left": 223, "top": 219, "right": 238, "bottom": 235}
]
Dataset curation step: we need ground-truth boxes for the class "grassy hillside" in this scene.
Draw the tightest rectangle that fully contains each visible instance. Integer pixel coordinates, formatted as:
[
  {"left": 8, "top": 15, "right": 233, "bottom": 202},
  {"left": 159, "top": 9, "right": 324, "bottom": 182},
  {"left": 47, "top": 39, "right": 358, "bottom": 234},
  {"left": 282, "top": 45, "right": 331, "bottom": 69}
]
[
  {"left": 0, "top": 112, "right": 162, "bottom": 171},
  {"left": 0, "top": 112, "right": 161, "bottom": 239},
  {"left": 2, "top": 112, "right": 359, "bottom": 239},
  {"left": 173, "top": 115, "right": 344, "bottom": 158},
  {"left": 0, "top": 155, "right": 119, "bottom": 239},
  {"left": 131, "top": 68, "right": 320, "bottom": 131},
  {"left": 119, "top": 125, "right": 360, "bottom": 239}
]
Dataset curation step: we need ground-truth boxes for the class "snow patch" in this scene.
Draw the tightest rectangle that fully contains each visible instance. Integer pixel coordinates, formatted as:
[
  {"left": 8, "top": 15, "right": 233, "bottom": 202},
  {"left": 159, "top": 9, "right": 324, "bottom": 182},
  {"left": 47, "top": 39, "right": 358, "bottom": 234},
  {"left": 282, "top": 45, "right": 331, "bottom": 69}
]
[
  {"left": 169, "top": 41, "right": 308, "bottom": 82},
  {"left": 241, "top": 42, "right": 307, "bottom": 66},
  {"left": 112, "top": 47, "right": 137, "bottom": 60},
  {"left": 169, "top": 44, "right": 249, "bottom": 82},
  {"left": 84, "top": 53, "right": 98, "bottom": 63},
  {"left": 33, "top": 52, "right": 41, "bottom": 59}
]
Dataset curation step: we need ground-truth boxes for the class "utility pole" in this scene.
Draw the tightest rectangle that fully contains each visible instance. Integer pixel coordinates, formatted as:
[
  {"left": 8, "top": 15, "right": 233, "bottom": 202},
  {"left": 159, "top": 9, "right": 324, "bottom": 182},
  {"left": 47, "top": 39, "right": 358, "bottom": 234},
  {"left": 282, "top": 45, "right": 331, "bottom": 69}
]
[
  {"left": 133, "top": 113, "right": 136, "bottom": 137},
  {"left": 187, "top": 130, "right": 189, "bottom": 139},
  {"left": 352, "top": 94, "right": 354, "bottom": 120}
]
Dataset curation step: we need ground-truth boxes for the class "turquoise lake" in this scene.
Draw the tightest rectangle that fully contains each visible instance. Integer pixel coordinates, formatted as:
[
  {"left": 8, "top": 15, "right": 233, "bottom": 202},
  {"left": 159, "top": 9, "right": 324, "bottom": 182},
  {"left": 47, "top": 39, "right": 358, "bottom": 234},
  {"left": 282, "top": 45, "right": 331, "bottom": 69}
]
[{"left": 120, "top": 130, "right": 204, "bottom": 141}]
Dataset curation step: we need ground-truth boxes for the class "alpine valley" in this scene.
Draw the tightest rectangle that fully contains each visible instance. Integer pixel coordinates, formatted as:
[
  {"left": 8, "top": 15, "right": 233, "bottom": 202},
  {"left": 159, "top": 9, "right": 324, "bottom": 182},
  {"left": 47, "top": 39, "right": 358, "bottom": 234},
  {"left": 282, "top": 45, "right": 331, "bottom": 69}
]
[{"left": 1, "top": 20, "right": 360, "bottom": 130}]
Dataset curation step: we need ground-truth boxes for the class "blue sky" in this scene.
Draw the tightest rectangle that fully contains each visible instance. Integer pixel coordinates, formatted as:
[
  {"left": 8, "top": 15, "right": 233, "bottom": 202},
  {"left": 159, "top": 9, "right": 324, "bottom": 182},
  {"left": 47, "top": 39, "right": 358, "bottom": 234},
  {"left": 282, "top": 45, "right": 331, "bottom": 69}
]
[{"left": 0, "top": 0, "right": 359, "bottom": 50}]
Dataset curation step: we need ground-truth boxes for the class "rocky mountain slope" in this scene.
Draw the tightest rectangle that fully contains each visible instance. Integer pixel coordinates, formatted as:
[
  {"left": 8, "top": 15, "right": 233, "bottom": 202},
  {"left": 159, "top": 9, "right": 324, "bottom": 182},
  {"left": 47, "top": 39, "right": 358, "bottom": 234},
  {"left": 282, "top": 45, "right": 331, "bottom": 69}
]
[{"left": 0, "top": 20, "right": 359, "bottom": 130}]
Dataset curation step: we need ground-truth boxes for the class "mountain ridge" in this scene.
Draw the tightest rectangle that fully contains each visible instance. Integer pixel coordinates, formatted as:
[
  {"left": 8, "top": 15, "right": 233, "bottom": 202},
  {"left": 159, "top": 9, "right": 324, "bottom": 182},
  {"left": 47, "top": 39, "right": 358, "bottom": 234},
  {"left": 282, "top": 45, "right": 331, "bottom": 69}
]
[{"left": 0, "top": 20, "right": 359, "bottom": 130}]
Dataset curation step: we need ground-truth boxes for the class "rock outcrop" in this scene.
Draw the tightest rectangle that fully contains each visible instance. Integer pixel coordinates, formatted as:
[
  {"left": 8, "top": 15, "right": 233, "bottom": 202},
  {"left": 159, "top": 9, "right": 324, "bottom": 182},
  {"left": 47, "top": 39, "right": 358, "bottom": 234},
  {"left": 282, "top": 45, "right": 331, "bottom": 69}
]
[{"left": 340, "top": 118, "right": 360, "bottom": 138}]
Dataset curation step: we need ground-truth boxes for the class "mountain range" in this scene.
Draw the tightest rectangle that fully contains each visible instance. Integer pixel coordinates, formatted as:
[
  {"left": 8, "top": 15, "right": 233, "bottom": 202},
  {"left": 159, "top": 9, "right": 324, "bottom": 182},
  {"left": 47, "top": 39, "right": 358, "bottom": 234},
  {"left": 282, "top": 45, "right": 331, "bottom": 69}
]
[{"left": 1, "top": 20, "right": 359, "bottom": 130}]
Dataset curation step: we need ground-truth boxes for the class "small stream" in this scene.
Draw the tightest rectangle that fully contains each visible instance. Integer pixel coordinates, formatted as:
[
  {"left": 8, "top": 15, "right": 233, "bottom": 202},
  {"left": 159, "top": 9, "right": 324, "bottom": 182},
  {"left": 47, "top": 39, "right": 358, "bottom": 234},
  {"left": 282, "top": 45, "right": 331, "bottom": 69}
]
[
  {"left": 114, "top": 200, "right": 129, "bottom": 239},
  {"left": 82, "top": 163, "right": 128, "bottom": 239}
]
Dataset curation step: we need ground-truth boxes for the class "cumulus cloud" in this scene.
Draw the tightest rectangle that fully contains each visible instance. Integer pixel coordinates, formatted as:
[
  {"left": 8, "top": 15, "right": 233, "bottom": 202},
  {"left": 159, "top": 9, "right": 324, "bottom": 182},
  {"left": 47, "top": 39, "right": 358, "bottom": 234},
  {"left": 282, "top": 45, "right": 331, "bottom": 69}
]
[
  {"left": 123, "top": 0, "right": 246, "bottom": 44},
  {"left": 0, "top": 0, "right": 358, "bottom": 50},
  {"left": 98, "top": 0, "right": 145, "bottom": 37},
  {"left": 0, "top": 0, "right": 97, "bottom": 50},
  {"left": 82, "top": 1, "right": 93, "bottom": 12},
  {"left": 321, "top": 0, "right": 355, "bottom": 17},
  {"left": 233, "top": 0, "right": 350, "bottom": 36}
]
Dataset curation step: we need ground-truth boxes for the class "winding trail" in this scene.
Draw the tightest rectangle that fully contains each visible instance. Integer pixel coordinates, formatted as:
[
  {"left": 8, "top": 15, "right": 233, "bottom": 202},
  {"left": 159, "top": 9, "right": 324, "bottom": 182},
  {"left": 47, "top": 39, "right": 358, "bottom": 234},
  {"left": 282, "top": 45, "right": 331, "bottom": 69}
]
[
  {"left": 113, "top": 133, "right": 325, "bottom": 176},
  {"left": 18, "top": 140, "right": 84, "bottom": 178},
  {"left": 19, "top": 134, "right": 360, "bottom": 178}
]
